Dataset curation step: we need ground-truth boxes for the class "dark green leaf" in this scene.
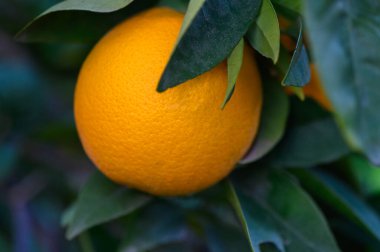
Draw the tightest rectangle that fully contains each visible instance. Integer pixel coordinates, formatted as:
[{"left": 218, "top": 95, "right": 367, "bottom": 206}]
[
  {"left": 119, "top": 204, "right": 188, "bottom": 252},
  {"left": 221, "top": 39, "right": 244, "bottom": 109},
  {"left": 345, "top": 154, "right": 380, "bottom": 197},
  {"left": 177, "top": 0, "right": 206, "bottom": 40},
  {"left": 292, "top": 169, "right": 380, "bottom": 241},
  {"left": 158, "top": 0, "right": 189, "bottom": 13},
  {"left": 282, "top": 20, "right": 310, "bottom": 87},
  {"left": 266, "top": 117, "right": 350, "bottom": 168},
  {"left": 157, "top": 0, "right": 263, "bottom": 92},
  {"left": 228, "top": 182, "right": 285, "bottom": 252},
  {"left": 235, "top": 170, "right": 340, "bottom": 252},
  {"left": 246, "top": 0, "right": 280, "bottom": 63},
  {"left": 16, "top": 0, "right": 153, "bottom": 43},
  {"left": 240, "top": 80, "right": 289, "bottom": 164},
  {"left": 196, "top": 212, "right": 251, "bottom": 252},
  {"left": 304, "top": 0, "right": 380, "bottom": 164},
  {"left": 66, "top": 171, "right": 151, "bottom": 239},
  {"left": 271, "top": 0, "right": 302, "bottom": 14}
]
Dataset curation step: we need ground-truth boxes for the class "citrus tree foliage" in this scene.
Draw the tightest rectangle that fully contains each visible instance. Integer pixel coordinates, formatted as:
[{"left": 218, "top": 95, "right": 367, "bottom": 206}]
[{"left": 0, "top": 0, "right": 379, "bottom": 251}]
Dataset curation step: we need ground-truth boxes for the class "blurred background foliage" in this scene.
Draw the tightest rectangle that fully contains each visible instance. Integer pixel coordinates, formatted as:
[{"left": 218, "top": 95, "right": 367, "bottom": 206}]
[
  {"left": 2, "top": 0, "right": 380, "bottom": 252},
  {"left": 1, "top": 0, "right": 93, "bottom": 251}
]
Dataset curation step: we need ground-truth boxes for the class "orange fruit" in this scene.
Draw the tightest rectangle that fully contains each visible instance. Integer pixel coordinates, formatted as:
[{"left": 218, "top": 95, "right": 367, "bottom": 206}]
[{"left": 74, "top": 7, "right": 262, "bottom": 196}]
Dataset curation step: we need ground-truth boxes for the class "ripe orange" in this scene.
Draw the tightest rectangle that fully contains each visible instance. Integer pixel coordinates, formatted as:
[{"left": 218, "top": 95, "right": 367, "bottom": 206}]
[{"left": 74, "top": 7, "right": 262, "bottom": 196}]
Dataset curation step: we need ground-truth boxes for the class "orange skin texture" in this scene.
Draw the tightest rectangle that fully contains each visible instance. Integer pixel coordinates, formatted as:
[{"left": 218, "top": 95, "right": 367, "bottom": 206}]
[{"left": 74, "top": 8, "right": 263, "bottom": 196}]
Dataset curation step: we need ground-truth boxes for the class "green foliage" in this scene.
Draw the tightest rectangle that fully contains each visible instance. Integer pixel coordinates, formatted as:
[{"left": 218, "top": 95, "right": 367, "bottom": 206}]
[
  {"left": 222, "top": 39, "right": 244, "bottom": 109},
  {"left": 304, "top": 0, "right": 380, "bottom": 165},
  {"left": 3, "top": 0, "right": 380, "bottom": 251},
  {"left": 281, "top": 20, "right": 310, "bottom": 87},
  {"left": 157, "top": 0, "right": 262, "bottom": 91},
  {"left": 246, "top": 0, "right": 280, "bottom": 63},
  {"left": 65, "top": 172, "right": 151, "bottom": 239},
  {"left": 265, "top": 99, "right": 350, "bottom": 168},
  {"left": 240, "top": 80, "right": 289, "bottom": 164},
  {"left": 293, "top": 169, "right": 380, "bottom": 240}
]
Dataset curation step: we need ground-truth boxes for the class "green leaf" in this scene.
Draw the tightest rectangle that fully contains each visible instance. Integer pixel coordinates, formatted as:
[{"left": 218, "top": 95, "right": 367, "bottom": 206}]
[
  {"left": 16, "top": 0, "right": 152, "bottom": 43},
  {"left": 282, "top": 19, "right": 310, "bottom": 87},
  {"left": 227, "top": 182, "right": 285, "bottom": 252},
  {"left": 221, "top": 39, "right": 244, "bottom": 109},
  {"left": 271, "top": 0, "right": 302, "bottom": 14},
  {"left": 345, "top": 154, "right": 380, "bottom": 197},
  {"left": 119, "top": 204, "right": 188, "bottom": 252},
  {"left": 234, "top": 170, "right": 340, "bottom": 252},
  {"left": 177, "top": 0, "right": 206, "bottom": 40},
  {"left": 292, "top": 169, "right": 380, "bottom": 241},
  {"left": 196, "top": 212, "right": 251, "bottom": 252},
  {"left": 158, "top": 0, "right": 190, "bottom": 13},
  {"left": 61, "top": 204, "right": 77, "bottom": 227},
  {"left": 157, "top": 0, "right": 263, "bottom": 92},
  {"left": 304, "top": 0, "right": 380, "bottom": 164},
  {"left": 66, "top": 171, "right": 151, "bottom": 239},
  {"left": 246, "top": 0, "right": 280, "bottom": 63},
  {"left": 240, "top": 80, "right": 289, "bottom": 163},
  {"left": 266, "top": 117, "right": 350, "bottom": 168}
]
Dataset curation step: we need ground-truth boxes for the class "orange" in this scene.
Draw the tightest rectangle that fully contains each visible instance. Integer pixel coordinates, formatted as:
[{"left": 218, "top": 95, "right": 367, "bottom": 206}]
[{"left": 74, "top": 7, "right": 262, "bottom": 196}]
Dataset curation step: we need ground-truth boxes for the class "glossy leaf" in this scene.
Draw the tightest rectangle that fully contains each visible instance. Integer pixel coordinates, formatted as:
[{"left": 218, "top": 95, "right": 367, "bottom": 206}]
[
  {"left": 234, "top": 170, "right": 340, "bottom": 252},
  {"left": 304, "top": 0, "right": 380, "bottom": 164},
  {"left": 240, "top": 80, "right": 289, "bottom": 164},
  {"left": 246, "top": 0, "right": 280, "bottom": 63},
  {"left": 157, "top": 0, "right": 262, "bottom": 92},
  {"left": 282, "top": 20, "right": 310, "bottom": 87},
  {"left": 267, "top": 117, "right": 350, "bottom": 168},
  {"left": 221, "top": 39, "right": 244, "bottom": 109},
  {"left": 66, "top": 172, "right": 151, "bottom": 239},
  {"left": 293, "top": 169, "right": 380, "bottom": 241},
  {"left": 228, "top": 182, "right": 285, "bottom": 252}
]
